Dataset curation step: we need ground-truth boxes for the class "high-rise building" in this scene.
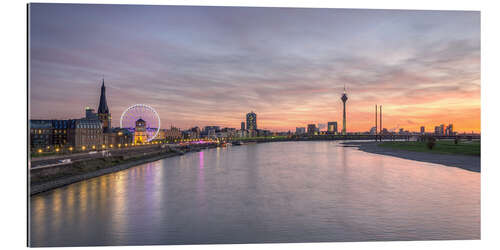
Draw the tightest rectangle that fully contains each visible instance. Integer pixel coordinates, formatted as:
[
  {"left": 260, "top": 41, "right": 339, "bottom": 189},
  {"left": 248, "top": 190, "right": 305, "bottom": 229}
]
[
  {"left": 420, "top": 126, "right": 425, "bottom": 134},
  {"left": 307, "top": 124, "right": 317, "bottom": 135},
  {"left": 341, "top": 86, "right": 348, "bottom": 135},
  {"left": 241, "top": 122, "right": 245, "bottom": 130},
  {"left": 296, "top": 127, "right": 306, "bottom": 135},
  {"left": 434, "top": 126, "right": 440, "bottom": 135},
  {"left": 97, "top": 79, "right": 111, "bottom": 130},
  {"left": 446, "top": 124, "right": 454, "bottom": 136},
  {"left": 327, "top": 121, "right": 338, "bottom": 134},
  {"left": 246, "top": 111, "right": 257, "bottom": 130}
]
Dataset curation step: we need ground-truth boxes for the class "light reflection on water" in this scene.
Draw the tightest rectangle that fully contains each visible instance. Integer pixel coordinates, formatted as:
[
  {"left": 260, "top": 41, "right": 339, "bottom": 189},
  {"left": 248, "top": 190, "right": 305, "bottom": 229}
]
[{"left": 30, "top": 141, "right": 480, "bottom": 247}]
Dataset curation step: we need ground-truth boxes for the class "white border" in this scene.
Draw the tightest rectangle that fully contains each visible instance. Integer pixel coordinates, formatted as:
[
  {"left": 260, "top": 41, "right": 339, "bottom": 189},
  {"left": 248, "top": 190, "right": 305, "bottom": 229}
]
[{"left": 3, "top": 0, "right": 499, "bottom": 250}]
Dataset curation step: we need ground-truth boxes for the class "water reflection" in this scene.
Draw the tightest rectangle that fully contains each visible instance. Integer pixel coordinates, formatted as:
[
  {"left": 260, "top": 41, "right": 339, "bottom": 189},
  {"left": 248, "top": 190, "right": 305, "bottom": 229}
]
[{"left": 30, "top": 141, "right": 480, "bottom": 247}]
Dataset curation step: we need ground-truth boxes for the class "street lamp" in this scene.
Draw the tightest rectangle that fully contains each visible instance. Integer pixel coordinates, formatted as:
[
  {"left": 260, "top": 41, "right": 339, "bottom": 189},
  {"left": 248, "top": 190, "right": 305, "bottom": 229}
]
[
  {"left": 69, "top": 147, "right": 73, "bottom": 152},
  {"left": 37, "top": 149, "right": 42, "bottom": 153},
  {"left": 82, "top": 146, "right": 86, "bottom": 151}
]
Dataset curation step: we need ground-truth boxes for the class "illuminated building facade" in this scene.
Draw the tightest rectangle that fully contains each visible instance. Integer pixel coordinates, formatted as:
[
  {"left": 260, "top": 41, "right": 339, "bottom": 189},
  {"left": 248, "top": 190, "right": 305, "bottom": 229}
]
[
  {"left": 30, "top": 120, "right": 53, "bottom": 150},
  {"left": 327, "top": 121, "right": 338, "bottom": 134},
  {"left": 69, "top": 119, "right": 103, "bottom": 148},
  {"left": 134, "top": 118, "right": 147, "bottom": 144}
]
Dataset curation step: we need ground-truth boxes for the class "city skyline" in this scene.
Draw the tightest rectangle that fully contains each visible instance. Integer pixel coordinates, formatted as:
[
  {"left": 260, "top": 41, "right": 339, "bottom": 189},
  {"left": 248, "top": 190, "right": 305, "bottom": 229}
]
[{"left": 29, "top": 4, "right": 480, "bottom": 133}]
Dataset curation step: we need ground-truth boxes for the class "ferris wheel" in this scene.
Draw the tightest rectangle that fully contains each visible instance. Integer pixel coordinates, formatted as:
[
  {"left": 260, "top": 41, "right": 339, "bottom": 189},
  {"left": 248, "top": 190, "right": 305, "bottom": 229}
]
[{"left": 120, "top": 104, "right": 161, "bottom": 142}]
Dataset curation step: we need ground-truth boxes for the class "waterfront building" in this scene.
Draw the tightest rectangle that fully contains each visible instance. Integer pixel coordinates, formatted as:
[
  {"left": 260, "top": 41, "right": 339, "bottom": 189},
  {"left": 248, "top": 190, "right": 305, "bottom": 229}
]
[
  {"left": 246, "top": 111, "right": 257, "bottom": 131},
  {"left": 236, "top": 129, "right": 248, "bottom": 138},
  {"left": 97, "top": 79, "right": 111, "bottom": 131},
  {"left": 112, "top": 128, "right": 133, "bottom": 145},
  {"left": 445, "top": 124, "right": 454, "bottom": 136},
  {"left": 296, "top": 127, "right": 306, "bottom": 135},
  {"left": 202, "top": 126, "right": 220, "bottom": 138},
  {"left": 341, "top": 86, "right": 348, "bottom": 135},
  {"left": 434, "top": 124, "right": 446, "bottom": 135},
  {"left": 257, "top": 129, "right": 272, "bottom": 137},
  {"left": 164, "top": 126, "right": 182, "bottom": 140},
  {"left": 30, "top": 120, "right": 53, "bottom": 150},
  {"left": 134, "top": 118, "right": 147, "bottom": 144},
  {"left": 69, "top": 119, "right": 103, "bottom": 148},
  {"left": 221, "top": 127, "right": 237, "bottom": 138},
  {"left": 51, "top": 120, "right": 71, "bottom": 146},
  {"left": 156, "top": 129, "right": 168, "bottom": 140},
  {"left": 327, "top": 121, "right": 338, "bottom": 134},
  {"left": 307, "top": 124, "right": 317, "bottom": 135}
]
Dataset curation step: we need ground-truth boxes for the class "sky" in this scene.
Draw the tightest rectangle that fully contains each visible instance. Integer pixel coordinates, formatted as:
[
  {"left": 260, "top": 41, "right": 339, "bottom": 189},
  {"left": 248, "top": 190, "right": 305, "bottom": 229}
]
[{"left": 29, "top": 4, "right": 480, "bottom": 133}]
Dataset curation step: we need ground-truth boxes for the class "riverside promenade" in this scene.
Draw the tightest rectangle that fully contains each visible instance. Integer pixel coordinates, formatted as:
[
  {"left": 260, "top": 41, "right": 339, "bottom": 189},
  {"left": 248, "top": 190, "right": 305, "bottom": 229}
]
[{"left": 30, "top": 142, "right": 220, "bottom": 195}]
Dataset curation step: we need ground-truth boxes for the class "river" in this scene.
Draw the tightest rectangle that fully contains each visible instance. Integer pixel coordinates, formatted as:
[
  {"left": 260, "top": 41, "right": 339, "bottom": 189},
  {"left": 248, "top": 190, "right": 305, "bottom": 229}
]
[{"left": 29, "top": 141, "right": 480, "bottom": 246}]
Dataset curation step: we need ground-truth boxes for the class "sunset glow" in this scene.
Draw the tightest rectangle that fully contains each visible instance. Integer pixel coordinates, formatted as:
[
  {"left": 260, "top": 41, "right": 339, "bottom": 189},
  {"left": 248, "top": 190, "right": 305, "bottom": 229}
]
[{"left": 29, "top": 5, "right": 480, "bottom": 133}]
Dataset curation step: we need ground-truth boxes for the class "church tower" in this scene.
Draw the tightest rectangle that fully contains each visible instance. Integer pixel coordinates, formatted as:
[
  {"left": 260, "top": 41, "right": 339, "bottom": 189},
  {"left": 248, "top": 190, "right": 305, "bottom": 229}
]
[{"left": 97, "top": 79, "right": 111, "bottom": 130}]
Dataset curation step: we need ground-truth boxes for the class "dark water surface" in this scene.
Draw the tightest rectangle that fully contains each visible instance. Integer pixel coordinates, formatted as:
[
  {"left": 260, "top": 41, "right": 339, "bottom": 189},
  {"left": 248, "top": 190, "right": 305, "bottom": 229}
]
[{"left": 29, "top": 141, "right": 480, "bottom": 246}]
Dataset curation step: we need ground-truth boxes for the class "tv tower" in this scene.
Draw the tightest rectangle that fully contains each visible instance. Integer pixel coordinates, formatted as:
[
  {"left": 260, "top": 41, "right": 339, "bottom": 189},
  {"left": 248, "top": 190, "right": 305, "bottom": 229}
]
[{"left": 341, "top": 84, "right": 348, "bottom": 135}]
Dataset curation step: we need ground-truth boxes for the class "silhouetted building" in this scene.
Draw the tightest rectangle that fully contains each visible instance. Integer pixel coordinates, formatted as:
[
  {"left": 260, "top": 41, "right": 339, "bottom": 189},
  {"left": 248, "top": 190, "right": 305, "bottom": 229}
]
[
  {"left": 246, "top": 111, "right": 257, "bottom": 131},
  {"left": 97, "top": 79, "right": 111, "bottom": 131},
  {"left": 307, "top": 124, "right": 317, "bottom": 135},
  {"left": 296, "top": 127, "right": 306, "bottom": 135},
  {"left": 434, "top": 124, "right": 445, "bottom": 135},
  {"left": 420, "top": 126, "right": 425, "bottom": 134},
  {"left": 327, "top": 121, "right": 338, "bottom": 134},
  {"left": 241, "top": 122, "right": 245, "bottom": 130},
  {"left": 445, "top": 124, "right": 454, "bottom": 136}
]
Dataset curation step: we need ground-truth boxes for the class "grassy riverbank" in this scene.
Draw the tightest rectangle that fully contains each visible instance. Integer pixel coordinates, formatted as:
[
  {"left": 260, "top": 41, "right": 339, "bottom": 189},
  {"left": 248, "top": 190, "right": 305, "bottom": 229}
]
[{"left": 379, "top": 140, "right": 480, "bottom": 156}]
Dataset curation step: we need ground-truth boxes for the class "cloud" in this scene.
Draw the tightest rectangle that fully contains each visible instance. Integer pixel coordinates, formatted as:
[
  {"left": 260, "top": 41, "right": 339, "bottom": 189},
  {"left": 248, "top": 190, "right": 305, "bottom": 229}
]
[{"left": 29, "top": 4, "right": 480, "bottom": 132}]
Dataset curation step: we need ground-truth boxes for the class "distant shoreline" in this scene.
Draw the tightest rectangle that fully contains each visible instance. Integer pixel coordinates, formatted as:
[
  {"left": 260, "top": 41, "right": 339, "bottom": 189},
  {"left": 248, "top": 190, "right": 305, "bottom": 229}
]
[{"left": 342, "top": 141, "right": 480, "bottom": 173}]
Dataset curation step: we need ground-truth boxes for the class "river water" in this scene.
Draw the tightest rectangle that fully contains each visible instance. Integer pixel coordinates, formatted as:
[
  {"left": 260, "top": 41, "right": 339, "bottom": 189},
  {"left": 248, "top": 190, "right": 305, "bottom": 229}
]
[{"left": 29, "top": 141, "right": 480, "bottom": 246}]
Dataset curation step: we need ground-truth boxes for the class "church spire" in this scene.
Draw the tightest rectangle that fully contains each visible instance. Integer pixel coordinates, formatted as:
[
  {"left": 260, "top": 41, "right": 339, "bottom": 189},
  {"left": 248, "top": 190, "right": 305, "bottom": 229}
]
[{"left": 98, "top": 78, "right": 109, "bottom": 114}]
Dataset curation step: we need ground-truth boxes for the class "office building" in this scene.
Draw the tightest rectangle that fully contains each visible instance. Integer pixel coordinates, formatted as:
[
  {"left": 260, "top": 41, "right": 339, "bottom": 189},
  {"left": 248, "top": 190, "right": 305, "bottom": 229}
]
[
  {"left": 246, "top": 111, "right": 257, "bottom": 130},
  {"left": 327, "top": 121, "right": 338, "bottom": 134}
]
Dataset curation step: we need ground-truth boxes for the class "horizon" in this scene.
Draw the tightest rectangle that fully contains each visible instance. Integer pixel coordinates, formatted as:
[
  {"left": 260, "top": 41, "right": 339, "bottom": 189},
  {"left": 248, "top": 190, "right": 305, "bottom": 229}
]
[{"left": 29, "top": 4, "right": 480, "bottom": 133}]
